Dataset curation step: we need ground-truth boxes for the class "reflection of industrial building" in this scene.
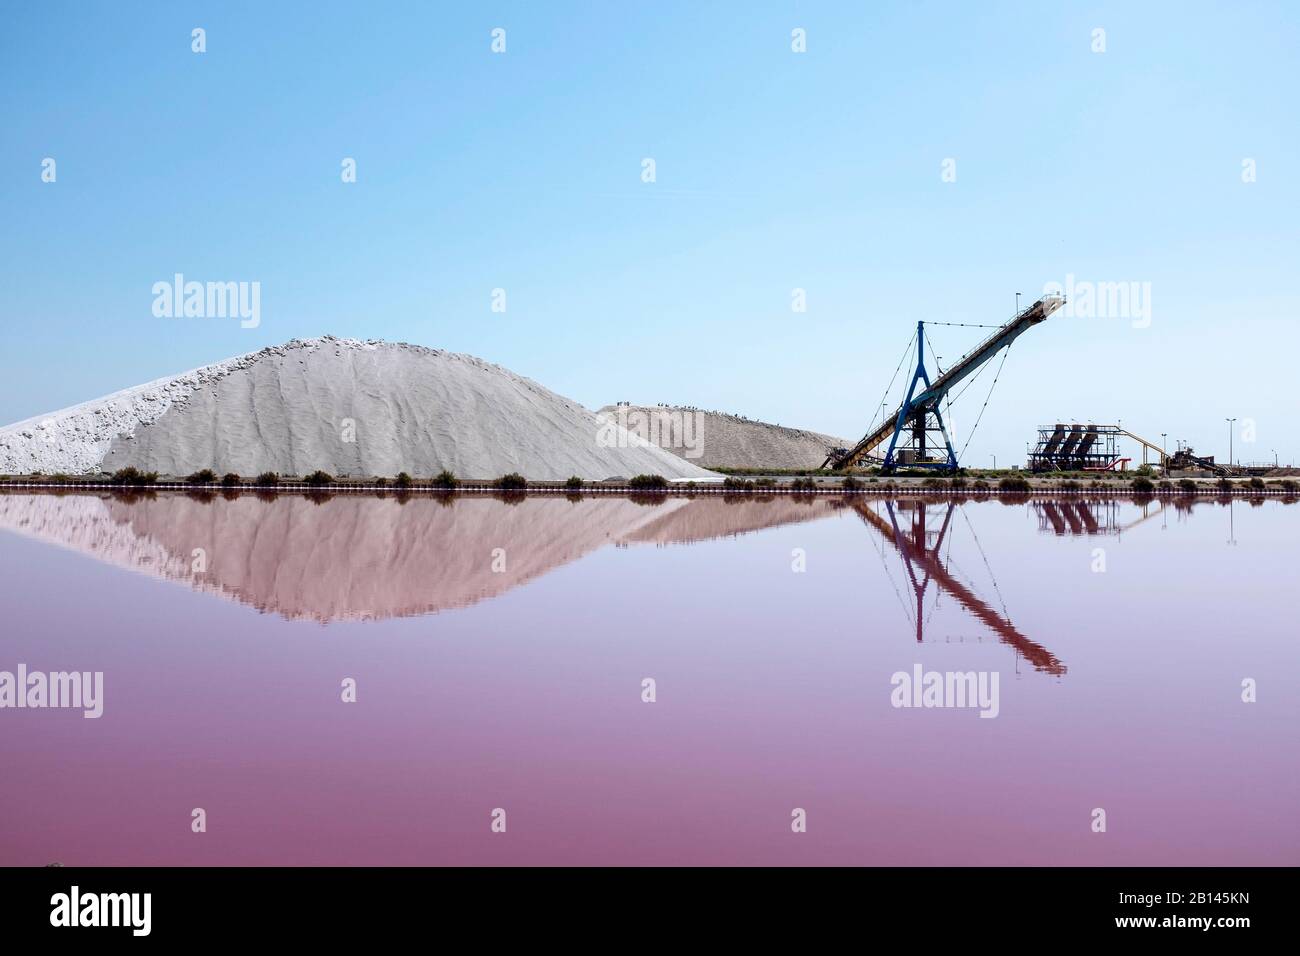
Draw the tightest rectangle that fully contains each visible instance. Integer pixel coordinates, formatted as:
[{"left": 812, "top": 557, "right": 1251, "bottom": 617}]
[
  {"left": 1027, "top": 423, "right": 1167, "bottom": 472},
  {"left": 1033, "top": 498, "right": 1165, "bottom": 536}
]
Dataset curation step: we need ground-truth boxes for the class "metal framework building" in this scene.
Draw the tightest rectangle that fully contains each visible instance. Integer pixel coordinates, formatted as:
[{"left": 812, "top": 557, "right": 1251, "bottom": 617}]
[{"left": 1027, "top": 423, "right": 1169, "bottom": 472}]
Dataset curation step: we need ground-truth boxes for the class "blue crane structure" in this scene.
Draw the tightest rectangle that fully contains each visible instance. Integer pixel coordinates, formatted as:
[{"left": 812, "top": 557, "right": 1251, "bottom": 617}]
[{"left": 823, "top": 294, "right": 1065, "bottom": 473}]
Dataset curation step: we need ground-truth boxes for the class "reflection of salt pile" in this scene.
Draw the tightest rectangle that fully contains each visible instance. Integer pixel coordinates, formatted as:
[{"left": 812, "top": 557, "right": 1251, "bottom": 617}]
[
  {"left": 0, "top": 337, "right": 718, "bottom": 482},
  {"left": 597, "top": 404, "right": 845, "bottom": 470},
  {"left": 0, "top": 492, "right": 841, "bottom": 622}
]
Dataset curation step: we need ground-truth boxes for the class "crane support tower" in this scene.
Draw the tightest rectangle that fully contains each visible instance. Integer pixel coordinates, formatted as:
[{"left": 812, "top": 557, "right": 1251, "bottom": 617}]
[{"left": 824, "top": 294, "right": 1064, "bottom": 473}]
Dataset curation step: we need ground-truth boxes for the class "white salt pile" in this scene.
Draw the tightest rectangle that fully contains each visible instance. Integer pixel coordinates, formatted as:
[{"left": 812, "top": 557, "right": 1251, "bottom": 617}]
[
  {"left": 0, "top": 337, "right": 719, "bottom": 482},
  {"left": 596, "top": 404, "right": 846, "bottom": 470}
]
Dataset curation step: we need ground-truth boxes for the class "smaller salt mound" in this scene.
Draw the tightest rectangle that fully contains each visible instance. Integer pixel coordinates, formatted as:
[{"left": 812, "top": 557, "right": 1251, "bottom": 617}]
[{"left": 596, "top": 404, "right": 846, "bottom": 470}]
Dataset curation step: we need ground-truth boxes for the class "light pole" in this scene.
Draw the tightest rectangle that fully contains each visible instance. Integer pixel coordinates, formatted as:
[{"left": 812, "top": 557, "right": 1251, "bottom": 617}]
[
  {"left": 991, "top": 454, "right": 996, "bottom": 470},
  {"left": 1226, "top": 418, "right": 1236, "bottom": 466},
  {"left": 1015, "top": 292, "right": 1021, "bottom": 315}
]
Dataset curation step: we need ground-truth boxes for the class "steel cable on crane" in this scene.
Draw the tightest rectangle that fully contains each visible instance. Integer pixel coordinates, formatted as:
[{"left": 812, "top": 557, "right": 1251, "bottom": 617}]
[
  {"left": 864, "top": 332, "right": 917, "bottom": 438},
  {"left": 957, "top": 343, "right": 1013, "bottom": 460}
]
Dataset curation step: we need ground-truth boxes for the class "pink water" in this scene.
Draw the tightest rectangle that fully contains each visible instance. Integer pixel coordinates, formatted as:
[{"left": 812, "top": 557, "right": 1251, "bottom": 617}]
[{"left": 0, "top": 491, "right": 1295, "bottom": 865}]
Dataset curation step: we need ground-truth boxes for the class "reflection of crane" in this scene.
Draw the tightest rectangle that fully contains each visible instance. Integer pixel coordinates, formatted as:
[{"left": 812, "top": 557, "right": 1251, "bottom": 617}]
[
  {"left": 853, "top": 498, "right": 1066, "bottom": 675},
  {"left": 825, "top": 295, "right": 1064, "bottom": 472}
]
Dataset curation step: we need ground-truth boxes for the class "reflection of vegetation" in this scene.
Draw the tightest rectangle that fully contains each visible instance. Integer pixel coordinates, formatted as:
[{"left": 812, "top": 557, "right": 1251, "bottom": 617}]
[
  {"left": 110, "top": 488, "right": 158, "bottom": 503},
  {"left": 628, "top": 492, "right": 669, "bottom": 506}
]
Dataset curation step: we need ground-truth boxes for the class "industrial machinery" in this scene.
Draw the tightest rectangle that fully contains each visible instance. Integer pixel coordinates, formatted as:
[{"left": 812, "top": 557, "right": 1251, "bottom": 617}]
[
  {"left": 1027, "top": 424, "right": 1168, "bottom": 472},
  {"left": 824, "top": 295, "right": 1064, "bottom": 473}
]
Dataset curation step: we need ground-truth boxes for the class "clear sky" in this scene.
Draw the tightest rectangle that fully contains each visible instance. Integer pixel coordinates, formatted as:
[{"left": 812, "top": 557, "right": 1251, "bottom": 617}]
[{"left": 2, "top": 1, "right": 1297, "bottom": 466}]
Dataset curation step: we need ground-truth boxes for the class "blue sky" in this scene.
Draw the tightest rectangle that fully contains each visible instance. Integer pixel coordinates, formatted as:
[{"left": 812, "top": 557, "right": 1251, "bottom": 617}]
[{"left": 2, "top": 1, "right": 1297, "bottom": 466}]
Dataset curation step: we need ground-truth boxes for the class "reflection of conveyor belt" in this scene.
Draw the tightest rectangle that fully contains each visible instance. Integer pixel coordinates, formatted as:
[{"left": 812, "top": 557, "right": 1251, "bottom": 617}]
[{"left": 853, "top": 499, "right": 1066, "bottom": 675}]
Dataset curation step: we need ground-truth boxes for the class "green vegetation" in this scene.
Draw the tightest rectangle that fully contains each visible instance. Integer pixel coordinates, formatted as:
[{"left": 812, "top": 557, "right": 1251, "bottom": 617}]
[
  {"left": 186, "top": 468, "right": 218, "bottom": 484},
  {"left": 395, "top": 472, "right": 413, "bottom": 489},
  {"left": 1248, "top": 476, "right": 1265, "bottom": 490},
  {"left": 565, "top": 476, "right": 584, "bottom": 490},
  {"left": 304, "top": 470, "right": 334, "bottom": 486},
  {"left": 432, "top": 470, "right": 458, "bottom": 490},
  {"left": 998, "top": 475, "right": 1030, "bottom": 492},
  {"left": 790, "top": 477, "right": 817, "bottom": 491},
  {"left": 629, "top": 474, "right": 669, "bottom": 490},
  {"left": 111, "top": 467, "right": 158, "bottom": 486},
  {"left": 949, "top": 476, "right": 967, "bottom": 490},
  {"left": 972, "top": 479, "right": 990, "bottom": 490},
  {"left": 255, "top": 471, "right": 279, "bottom": 487},
  {"left": 841, "top": 476, "right": 862, "bottom": 491},
  {"left": 220, "top": 472, "right": 241, "bottom": 488},
  {"left": 1131, "top": 476, "right": 1154, "bottom": 493},
  {"left": 1178, "top": 478, "right": 1198, "bottom": 493},
  {"left": 496, "top": 473, "right": 527, "bottom": 490},
  {"left": 723, "top": 476, "right": 755, "bottom": 491}
]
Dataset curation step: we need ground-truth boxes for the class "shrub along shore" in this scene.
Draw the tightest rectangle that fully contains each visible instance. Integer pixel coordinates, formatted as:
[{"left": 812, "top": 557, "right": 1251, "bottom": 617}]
[{"left": 0, "top": 469, "right": 1296, "bottom": 497}]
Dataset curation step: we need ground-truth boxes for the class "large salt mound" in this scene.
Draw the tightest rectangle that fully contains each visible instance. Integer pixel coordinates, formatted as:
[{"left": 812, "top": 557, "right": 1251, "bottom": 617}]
[
  {"left": 596, "top": 404, "right": 847, "bottom": 470},
  {"left": 0, "top": 337, "right": 719, "bottom": 482}
]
